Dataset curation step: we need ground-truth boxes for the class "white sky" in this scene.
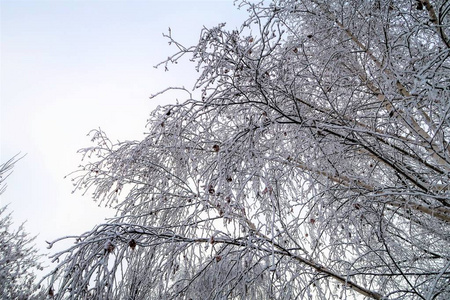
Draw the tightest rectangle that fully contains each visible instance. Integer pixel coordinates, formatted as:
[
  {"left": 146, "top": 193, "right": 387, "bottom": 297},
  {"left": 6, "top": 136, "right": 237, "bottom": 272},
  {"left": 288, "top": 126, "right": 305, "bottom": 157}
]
[{"left": 0, "top": 0, "right": 247, "bottom": 266}]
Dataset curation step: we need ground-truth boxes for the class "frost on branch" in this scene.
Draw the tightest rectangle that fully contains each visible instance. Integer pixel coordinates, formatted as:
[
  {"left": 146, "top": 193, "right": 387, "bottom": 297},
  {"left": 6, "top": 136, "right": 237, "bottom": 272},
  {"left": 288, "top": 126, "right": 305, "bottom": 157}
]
[
  {"left": 0, "top": 156, "right": 43, "bottom": 299},
  {"left": 44, "top": 0, "right": 449, "bottom": 299}
]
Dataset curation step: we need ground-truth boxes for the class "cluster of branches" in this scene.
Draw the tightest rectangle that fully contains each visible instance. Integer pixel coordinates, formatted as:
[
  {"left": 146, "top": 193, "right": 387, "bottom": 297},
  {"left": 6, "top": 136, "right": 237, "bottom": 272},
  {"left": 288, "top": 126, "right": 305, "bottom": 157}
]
[
  {"left": 0, "top": 155, "right": 43, "bottom": 299},
  {"left": 43, "top": 0, "right": 449, "bottom": 299}
]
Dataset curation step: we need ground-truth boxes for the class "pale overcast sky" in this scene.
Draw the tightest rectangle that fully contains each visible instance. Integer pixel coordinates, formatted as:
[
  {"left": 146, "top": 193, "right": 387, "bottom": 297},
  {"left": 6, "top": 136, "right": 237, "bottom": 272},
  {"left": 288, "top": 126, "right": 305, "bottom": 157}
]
[{"left": 0, "top": 0, "right": 247, "bottom": 265}]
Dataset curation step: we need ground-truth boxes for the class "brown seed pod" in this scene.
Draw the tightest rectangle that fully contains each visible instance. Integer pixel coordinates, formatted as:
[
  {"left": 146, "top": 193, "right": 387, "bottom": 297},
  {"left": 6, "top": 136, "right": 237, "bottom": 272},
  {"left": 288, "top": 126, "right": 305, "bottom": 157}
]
[
  {"left": 129, "top": 239, "right": 137, "bottom": 250},
  {"left": 416, "top": 1, "right": 423, "bottom": 10},
  {"left": 208, "top": 185, "right": 215, "bottom": 195},
  {"left": 105, "top": 241, "right": 115, "bottom": 254}
]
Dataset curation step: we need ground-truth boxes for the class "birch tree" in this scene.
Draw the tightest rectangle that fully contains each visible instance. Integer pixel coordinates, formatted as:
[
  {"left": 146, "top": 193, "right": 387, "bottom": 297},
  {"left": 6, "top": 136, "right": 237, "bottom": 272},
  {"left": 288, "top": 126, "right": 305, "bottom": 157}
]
[{"left": 44, "top": 0, "right": 449, "bottom": 299}]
